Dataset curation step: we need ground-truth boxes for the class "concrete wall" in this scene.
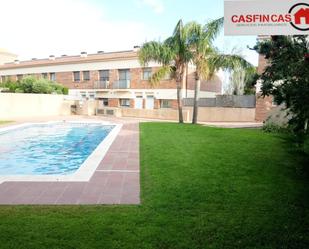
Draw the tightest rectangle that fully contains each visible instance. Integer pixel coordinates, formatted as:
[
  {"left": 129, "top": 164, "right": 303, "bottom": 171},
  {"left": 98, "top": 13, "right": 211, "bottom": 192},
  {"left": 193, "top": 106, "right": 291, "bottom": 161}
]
[
  {"left": 75, "top": 99, "right": 96, "bottom": 116},
  {"left": 116, "top": 106, "right": 255, "bottom": 122},
  {"left": 121, "top": 108, "right": 191, "bottom": 122},
  {"left": 0, "top": 93, "right": 73, "bottom": 119},
  {"left": 0, "top": 93, "right": 257, "bottom": 122},
  {"left": 185, "top": 107, "right": 256, "bottom": 122}
]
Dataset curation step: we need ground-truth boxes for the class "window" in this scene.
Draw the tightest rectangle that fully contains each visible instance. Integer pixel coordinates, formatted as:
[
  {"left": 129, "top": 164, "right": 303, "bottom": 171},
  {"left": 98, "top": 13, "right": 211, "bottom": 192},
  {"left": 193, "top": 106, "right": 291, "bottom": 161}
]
[
  {"left": 102, "top": 98, "right": 108, "bottom": 107},
  {"left": 17, "top": 74, "right": 23, "bottom": 81},
  {"left": 49, "top": 72, "right": 56, "bottom": 81},
  {"left": 80, "top": 92, "right": 87, "bottom": 99},
  {"left": 99, "top": 70, "right": 109, "bottom": 81},
  {"left": 119, "top": 69, "right": 130, "bottom": 80},
  {"left": 120, "top": 98, "right": 130, "bottom": 107},
  {"left": 142, "top": 68, "right": 152, "bottom": 80},
  {"left": 88, "top": 91, "right": 95, "bottom": 99},
  {"left": 73, "top": 71, "right": 80, "bottom": 82},
  {"left": 161, "top": 99, "right": 172, "bottom": 108},
  {"left": 42, "top": 73, "right": 48, "bottom": 79},
  {"left": 83, "top": 71, "right": 90, "bottom": 81}
]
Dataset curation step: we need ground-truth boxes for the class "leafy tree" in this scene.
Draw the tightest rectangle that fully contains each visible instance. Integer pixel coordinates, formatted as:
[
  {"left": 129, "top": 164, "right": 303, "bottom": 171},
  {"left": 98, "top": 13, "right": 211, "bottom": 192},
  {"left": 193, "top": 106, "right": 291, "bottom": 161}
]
[
  {"left": 244, "top": 68, "right": 259, "bottom": 95},
  {"left": 0, "top": 76, "right": 68, "bottom": 94},
  {"left": 139, "top": 20, "right": 191, "bottom": 123},
  {"left": 185, "top": 18, "right": 253, "bottom": 124},
  {"left": 253, "top": 35, "right": 309, "bottom": 142}
]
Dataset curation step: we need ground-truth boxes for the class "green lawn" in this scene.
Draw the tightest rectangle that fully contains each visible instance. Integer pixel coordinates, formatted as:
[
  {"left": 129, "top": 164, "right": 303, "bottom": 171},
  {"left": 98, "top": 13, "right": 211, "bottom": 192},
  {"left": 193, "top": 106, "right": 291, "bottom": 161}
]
[
  {"left": 0, "top": 123, "right": 308, "bottom": 249},
  {"left": 0, "top": 121, "right": 12, "bottom": 125}
]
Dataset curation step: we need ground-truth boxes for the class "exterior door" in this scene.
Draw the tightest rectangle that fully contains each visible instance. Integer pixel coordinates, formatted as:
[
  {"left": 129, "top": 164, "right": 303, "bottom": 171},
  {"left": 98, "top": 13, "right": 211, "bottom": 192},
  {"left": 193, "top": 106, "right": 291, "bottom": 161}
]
[
  {"left": 135, "top": 97, "right": 143, "bottom": 109},
  {"left": 146, "top": 96, "right": 154, "bottom": 110}
]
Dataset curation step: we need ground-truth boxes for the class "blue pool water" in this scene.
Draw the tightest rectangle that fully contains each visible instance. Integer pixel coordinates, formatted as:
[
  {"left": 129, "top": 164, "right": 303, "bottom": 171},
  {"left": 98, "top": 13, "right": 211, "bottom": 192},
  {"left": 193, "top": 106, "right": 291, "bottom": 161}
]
[{"left": 0, "top": 122, "right": 114, "bottom": 175}]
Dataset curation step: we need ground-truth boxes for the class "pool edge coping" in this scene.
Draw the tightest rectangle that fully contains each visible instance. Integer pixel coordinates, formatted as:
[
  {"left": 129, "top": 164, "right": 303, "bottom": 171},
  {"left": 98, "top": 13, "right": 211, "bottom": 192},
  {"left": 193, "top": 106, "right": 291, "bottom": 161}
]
[{"left": 0, "top": 120, "right": 122, "bottom": 184}]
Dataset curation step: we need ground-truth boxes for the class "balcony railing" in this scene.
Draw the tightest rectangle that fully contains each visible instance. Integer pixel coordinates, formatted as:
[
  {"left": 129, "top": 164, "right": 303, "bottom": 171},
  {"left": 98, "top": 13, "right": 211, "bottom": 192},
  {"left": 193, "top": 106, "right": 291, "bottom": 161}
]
[
  {"left": 94, "top": 80, "right": 109, "bottom": 89},
  {"left": 94, "top": 80, "right": 131, "bottom": 89},
  {"left": 113, "top": 79, "right": 130, "bottom": 89}
]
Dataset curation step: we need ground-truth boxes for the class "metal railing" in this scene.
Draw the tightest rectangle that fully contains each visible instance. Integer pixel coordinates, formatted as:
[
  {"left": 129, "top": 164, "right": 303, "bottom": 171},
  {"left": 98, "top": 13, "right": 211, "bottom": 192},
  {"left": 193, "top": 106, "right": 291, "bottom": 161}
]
[
  {"left": 94, "top": 80, "right": 131, "bottom": 89},
  {"left": 113, "top": 79, "right": 130, "bottom": 89},
  {"left": 94, "top": 80, "right": 109, "bottom": 89}
]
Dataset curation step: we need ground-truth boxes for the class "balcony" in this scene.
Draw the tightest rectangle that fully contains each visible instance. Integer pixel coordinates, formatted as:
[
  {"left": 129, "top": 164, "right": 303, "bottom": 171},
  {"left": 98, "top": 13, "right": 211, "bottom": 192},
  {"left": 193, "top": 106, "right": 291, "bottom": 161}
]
[
  {"left": 94, "top": 80, "right": 109, "bottom": 89},
  {"left": 113, "top": 79, "right": 130, "bottom": 89},
  {"left": 94, "top": 79, "right": 130, "bottom": 90}
]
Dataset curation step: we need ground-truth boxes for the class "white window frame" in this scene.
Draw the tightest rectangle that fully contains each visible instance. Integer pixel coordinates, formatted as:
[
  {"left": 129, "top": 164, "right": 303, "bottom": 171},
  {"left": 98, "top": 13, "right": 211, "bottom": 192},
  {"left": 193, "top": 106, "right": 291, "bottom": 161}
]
[
  {"left": 120, "top": 98, "right": 130, "bottom": 107},
  {"left": 73, "top": 71, "right": 80, "bottom": 82},
  {"left": 161, "top": 99, "right": 172, "bottom": 108},
  {"left": 142, "top": 68, "right": 152, "bottom": 80},
  {"left": 83, "top": 71, "right": 90, "bottom": 81}
]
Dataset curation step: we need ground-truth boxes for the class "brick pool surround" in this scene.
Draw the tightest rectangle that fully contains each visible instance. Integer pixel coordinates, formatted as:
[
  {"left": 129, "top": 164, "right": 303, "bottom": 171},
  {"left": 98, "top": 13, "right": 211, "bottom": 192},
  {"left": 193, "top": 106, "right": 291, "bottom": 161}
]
[{"left": 0, "top": 121, "right": 140, "bottom": 204}]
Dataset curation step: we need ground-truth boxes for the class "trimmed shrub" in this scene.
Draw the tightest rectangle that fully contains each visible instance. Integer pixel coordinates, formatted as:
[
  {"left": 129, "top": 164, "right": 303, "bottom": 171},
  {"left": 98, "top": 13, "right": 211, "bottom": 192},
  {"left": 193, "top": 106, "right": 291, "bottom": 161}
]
[
  {"left": 14, "top": 88, "right": 24, "bottom": 93},
  {"left": 0, "top": 76, "right": 68, "bottom": 95},
  {"left": 32, "top": 79, "right": 53, "bottom": 94},
  {"left": 262, "top": 122, "right": 288, "bottom": 133}
]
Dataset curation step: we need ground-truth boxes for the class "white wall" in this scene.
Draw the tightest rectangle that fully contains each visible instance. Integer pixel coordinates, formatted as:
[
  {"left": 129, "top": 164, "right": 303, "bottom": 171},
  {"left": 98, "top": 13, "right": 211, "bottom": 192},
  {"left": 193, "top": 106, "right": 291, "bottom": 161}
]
[{"left": 0, "top": 93, "right": 73, "bottom": 119}]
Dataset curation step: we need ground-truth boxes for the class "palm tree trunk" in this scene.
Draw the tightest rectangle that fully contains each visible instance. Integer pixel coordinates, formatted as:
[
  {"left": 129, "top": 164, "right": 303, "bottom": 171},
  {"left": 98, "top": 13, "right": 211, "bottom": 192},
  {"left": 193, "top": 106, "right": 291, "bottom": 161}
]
[
  {"left": 177, "top": 83, "right": 184, "bottom": 123},
  {"left": 192, "top": 76, "right": 200, "bottom": 124}
]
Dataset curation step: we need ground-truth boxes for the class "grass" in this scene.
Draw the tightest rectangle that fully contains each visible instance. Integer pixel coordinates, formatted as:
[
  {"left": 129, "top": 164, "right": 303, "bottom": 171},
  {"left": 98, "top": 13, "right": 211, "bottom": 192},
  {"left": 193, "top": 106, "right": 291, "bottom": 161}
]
[
  {"left": 0, "top": 121, "right": 12, "bottom": 125},
  {"left": 0, "top": 123, "right": 308, "bottom": 249}
]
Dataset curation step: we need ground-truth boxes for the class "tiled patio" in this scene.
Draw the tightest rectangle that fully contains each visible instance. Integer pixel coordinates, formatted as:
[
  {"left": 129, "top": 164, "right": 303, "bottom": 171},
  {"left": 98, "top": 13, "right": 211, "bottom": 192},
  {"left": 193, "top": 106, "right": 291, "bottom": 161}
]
[{"left": 0, "top": 122, "right": 140, "bottom": 205}]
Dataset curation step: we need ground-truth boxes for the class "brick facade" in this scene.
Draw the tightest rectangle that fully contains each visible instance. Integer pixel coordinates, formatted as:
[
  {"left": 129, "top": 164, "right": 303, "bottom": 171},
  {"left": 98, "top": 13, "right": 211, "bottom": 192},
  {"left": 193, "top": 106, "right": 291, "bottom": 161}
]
[
  {"left": 255, "top": 94, "right": 273, "bottom": 122},
  {"left": 257, "top": 54, "right": 268, "bottom": 74},
  {"left": 255, "top": 42, "right": 274, "bottom": 122},
  {"left": 0, "top": 50, "right": 223, "bottom": 112},
  {"left": 154, "top": 99, "right": 160, "bottom": 109},
  {"left": 171, "top": 100, "right": 178, "bottom": 109},
  {"left": 130, "top": 99, "right": 135, "bottom": 108},
  {"left": 108, "top": 98, "right": 119, "bottom": 107},
  {"left": 14, "top": 68, "right": 178, "bottom": 90},
  {"left": 186, "top": 67, "right": 222, "bottom": 93}
]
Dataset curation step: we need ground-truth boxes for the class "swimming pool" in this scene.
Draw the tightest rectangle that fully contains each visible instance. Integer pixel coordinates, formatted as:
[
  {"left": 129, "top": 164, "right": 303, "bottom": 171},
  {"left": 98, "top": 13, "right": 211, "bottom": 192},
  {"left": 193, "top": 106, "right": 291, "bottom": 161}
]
[{"left": 0, "top": 121, "right": 121, "bottom": 183}]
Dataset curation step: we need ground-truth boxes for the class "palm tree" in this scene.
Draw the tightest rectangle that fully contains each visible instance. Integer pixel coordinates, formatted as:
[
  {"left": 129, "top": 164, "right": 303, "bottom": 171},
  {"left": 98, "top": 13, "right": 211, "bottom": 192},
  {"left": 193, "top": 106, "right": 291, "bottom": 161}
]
[
  {"left": 139, "top": 20, "right": 191, "bottom": 123},
  {"left": 185, "top": 18, "right": 254, "bottom": 124}
]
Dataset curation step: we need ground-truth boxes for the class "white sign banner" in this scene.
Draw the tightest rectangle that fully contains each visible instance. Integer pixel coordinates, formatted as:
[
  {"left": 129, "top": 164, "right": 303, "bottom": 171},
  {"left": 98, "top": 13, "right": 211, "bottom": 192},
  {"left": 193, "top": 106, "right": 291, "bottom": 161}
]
[{"left": 224, "top": 0, "right": 309, "bottom": 35}]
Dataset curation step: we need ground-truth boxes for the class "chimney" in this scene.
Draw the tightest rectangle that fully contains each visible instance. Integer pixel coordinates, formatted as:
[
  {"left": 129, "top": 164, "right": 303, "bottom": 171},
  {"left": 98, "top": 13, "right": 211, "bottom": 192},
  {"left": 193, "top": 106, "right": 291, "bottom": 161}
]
[
  {"left": 133, "top": 45, "right": 140, "bottom": 52},
  {"left": 49, "top": 55, "right": 55, "bottom": 60},
  {"left": 81, "top": 51, "right": 87, "bottom": 57},
  {"left": 14, "top": 59, "right": 20, "bottom": 64}
]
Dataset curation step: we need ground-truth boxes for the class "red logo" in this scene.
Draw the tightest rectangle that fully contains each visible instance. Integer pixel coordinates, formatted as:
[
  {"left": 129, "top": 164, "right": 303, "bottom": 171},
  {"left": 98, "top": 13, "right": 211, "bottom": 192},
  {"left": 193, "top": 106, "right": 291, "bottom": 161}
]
[
  {"left": 230, "top": 2, "right": 309, "bottom": 32},
  {"left": 289, "top": 3, "right": 309, "bottom": 31}
]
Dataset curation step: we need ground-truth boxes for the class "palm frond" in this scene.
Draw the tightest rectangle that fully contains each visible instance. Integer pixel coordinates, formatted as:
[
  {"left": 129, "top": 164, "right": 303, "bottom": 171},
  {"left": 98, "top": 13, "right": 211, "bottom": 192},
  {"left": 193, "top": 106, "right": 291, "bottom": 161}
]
[
  {"left": 138, "top": 41, "right": 173, "bottom": 66},
  {"left": 149, "top": 66, "right": 172, "bottom": 86},
  {"left": 209, "top": 54, "right": 253, "bottom": 71},
  {"left": 198, "top": 60, "right": 216, "bottom": 80},
  {"left": 204, "top": 17, "right": 224, "bottom": 42}
]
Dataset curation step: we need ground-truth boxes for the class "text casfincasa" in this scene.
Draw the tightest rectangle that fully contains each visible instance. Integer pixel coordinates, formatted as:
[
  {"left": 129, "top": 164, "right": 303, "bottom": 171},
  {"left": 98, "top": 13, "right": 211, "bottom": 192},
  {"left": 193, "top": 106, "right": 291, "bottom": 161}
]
[{"left": 231, "top": 14, "right": 292, "bottom": 23}]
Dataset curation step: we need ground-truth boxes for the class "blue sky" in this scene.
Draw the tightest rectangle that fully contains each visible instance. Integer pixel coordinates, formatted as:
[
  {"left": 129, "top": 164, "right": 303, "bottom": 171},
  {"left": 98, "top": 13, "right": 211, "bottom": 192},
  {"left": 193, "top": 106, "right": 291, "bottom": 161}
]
[{"left": 0, "top": 0, "right": 258, "bottom": 65}]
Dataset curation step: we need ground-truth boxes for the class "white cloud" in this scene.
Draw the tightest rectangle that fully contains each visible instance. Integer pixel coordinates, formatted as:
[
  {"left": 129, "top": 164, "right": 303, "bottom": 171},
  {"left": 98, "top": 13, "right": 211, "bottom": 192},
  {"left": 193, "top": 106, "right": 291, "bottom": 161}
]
[
  {"left": 0, "top": 0, "right": 159, "bottom": 60},
  {"left": 139, "top": 0, "right": 164, "bottom": 14}
]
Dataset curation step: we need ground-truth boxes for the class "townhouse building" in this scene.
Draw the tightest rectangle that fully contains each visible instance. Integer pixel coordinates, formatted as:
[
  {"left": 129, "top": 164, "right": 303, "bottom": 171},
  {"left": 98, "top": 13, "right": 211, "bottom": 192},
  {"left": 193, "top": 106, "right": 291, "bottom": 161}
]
[{"left": 0, "top": 48, "right": 223, "bottom": 110}]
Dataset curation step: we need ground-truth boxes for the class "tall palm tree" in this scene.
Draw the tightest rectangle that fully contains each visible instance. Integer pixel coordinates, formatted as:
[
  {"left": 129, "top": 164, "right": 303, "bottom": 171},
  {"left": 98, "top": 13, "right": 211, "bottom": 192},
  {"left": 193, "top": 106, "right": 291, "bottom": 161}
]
[
  {"left": 185, "top": 18, "right": 254, "bottom": 124},
  {"left": 139, "top": 20, "right": 191, "bottom": 123}
]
